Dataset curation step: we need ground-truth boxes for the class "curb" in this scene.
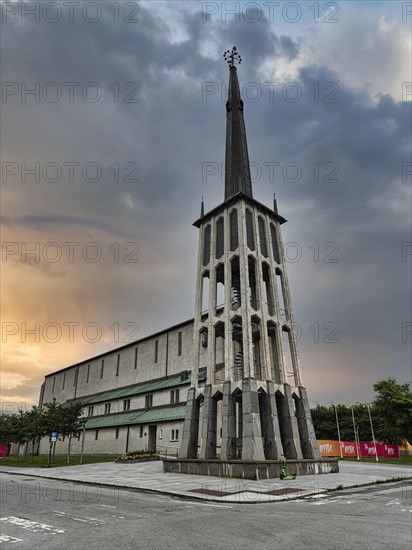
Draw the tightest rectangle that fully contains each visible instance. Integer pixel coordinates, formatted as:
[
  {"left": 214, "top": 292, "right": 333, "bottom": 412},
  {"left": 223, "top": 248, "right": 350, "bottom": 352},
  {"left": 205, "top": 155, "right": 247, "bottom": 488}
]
[{"left": 1, "top": 468, "right": 411, "bottom": 504}]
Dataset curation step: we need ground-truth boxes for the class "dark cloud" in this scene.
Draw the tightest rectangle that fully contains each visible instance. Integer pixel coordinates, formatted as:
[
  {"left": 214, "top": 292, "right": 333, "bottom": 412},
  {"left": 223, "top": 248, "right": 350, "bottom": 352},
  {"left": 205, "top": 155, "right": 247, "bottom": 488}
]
[{"left": 1, "top": 1, "right": 410, "bottom": 406}]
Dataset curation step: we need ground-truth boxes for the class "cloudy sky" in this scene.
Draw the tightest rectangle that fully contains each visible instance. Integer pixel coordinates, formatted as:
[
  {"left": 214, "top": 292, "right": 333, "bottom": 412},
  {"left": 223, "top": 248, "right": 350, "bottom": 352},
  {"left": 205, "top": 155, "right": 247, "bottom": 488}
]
[{"left": 1, "top": 0, "right": 411, "bottom": 410}]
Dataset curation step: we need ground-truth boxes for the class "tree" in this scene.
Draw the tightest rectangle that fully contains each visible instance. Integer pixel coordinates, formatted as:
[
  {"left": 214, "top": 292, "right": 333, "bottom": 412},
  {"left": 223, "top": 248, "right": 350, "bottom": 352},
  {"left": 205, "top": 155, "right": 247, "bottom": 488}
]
[
  {"left": 60, "top": 402, "right": 85, "bottom": 464},
  {"left": 372, "top": 377, "right": 412, "bottom": 444}
]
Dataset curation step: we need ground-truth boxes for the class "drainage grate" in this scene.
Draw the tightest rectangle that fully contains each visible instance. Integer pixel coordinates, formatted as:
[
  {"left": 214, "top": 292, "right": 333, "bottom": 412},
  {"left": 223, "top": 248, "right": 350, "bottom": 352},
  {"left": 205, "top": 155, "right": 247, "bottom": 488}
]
[{"left": 190, "top": 488, "right": 238, "bottom": 497}]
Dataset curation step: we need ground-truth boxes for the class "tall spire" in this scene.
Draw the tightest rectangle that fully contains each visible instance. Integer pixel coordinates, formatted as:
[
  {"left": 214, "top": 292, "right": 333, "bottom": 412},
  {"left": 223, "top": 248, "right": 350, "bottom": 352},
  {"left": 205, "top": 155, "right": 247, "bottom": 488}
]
[{"left": 223, "top": 47, "right": 253, "bottom": 201}]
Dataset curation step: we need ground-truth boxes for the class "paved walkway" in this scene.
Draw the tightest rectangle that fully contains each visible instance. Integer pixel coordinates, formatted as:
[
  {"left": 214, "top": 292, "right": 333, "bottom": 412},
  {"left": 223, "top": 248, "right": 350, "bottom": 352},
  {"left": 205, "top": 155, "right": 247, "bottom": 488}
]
[{"left": 1, "top": 460, "right": 411, "bottom": 503}]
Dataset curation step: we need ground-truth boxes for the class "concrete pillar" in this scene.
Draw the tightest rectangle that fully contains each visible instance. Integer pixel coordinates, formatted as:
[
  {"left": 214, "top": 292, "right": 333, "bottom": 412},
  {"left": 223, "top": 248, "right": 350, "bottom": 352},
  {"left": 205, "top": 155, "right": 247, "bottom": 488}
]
[
  {"left": 261, "top": 381, "right": 284, "bottom": 459},
  {"left": 277, "top": 384, "right": 303, "bottom": 459},
  {"left": 179, "top": 388, "right": 199, "bottom": 459},
  {"left": 221, "top": 381, "right": 237, "bottom": 459},
  {"left": 199, "top": 384, "right": 217, "bottom": 459},
  {"left": 241, "top": 378, "right": 265, "bottom": 460},
  {"left": 295, "top": 386, "right": 321, "bottom": 459}
]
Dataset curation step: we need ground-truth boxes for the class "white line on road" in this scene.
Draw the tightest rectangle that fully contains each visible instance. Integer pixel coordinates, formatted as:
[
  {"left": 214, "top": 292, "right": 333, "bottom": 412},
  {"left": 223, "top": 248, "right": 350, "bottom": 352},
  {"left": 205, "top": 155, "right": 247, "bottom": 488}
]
[
  {"left": 0, "top": 534, "right": 24, "bottom": 544},
  {"left": 185, "top": 503, "right": 233, "bottom": 508},
  {"left": 0, "top": 517, "right": 64, "bottom": 535},
  {"left": 98, "top": 505, "right": 117, "bottom": 509}
]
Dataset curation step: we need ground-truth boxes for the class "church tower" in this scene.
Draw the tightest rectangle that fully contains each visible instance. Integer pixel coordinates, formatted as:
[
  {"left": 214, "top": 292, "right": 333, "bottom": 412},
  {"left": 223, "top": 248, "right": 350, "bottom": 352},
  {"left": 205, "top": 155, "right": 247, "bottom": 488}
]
[{"left": 179, "top": 48, "right": 321, "bottom": 463}]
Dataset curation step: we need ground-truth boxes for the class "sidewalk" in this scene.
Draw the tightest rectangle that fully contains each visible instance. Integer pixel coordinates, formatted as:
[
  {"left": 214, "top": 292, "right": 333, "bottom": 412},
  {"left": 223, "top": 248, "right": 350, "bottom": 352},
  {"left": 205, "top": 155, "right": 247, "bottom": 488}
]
[{"left": 1, "top": 460, "right": 411, "bottom": 503}]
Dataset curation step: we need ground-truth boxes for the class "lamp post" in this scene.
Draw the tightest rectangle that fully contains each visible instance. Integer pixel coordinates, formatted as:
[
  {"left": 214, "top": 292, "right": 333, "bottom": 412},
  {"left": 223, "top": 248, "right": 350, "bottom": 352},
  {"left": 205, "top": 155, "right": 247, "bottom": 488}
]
[
  {"left": 325, "top": 402, "right": 343, "bottom": 458},
  {"left": 351, "top": 406, "right": 360, "bottom": 461},
  {"left": 367, "top": 404, "right": 379, "bottom": 462}
]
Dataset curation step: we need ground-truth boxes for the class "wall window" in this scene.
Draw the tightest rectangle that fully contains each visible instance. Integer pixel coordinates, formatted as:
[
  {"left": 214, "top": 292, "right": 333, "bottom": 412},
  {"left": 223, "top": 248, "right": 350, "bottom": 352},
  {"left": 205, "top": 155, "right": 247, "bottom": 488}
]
[
  {"left": 100, "top": 359, "right": 104, "bottom": 379},
  {"left": 52, "top": 377, "right": 56, "bottom": 393},
  {"left": 270, "top": 223, "right": 280, "bottom": 264},
  {"left": 73, "top": 368, "right": 78, "bottom": 387},
  {"left": 95, "top": 429, "right": 99, "bottom": 440},
  {"left": 88, "top": 406, "right": 94, "bottom": 417},
  {"left": 258, "top": 216, "right": 268, "bottom": 257},
  {"left": 115, "top": 427, "right": 119, "bottom": 439},
  {"left": 246, "top": 209, "right": 255, "bottom": 250},
  {"left": 203, "top": 224, "right": 211, "bottom": 266},
  {"left": 139, "top": 426, "right": 144, "bottom": 438},
  {"left": 134, "top": 348, "right": 138, "bottom": 369},
  {"left": 145, "top": 394, "right": 153, "bottom": 409},
  {"left": 159, "top": 429, "right": 163, "bottom": 440},
  {"left": 170, "top": 389, "right": 180, "bottom": 404},
  {"left": 230, "top": 208, "right": 239, "bottom": 251},
  {"left": 215, "top": 217, "right": 224, "bottom": 259},
  {"left": 123, "top": 399, "right": 131, "bottom": 411},
  {"left": 86, "top": 364, "right": 90, "bottom": 383},
  {"left": 62, "top": 372, "right": 66, "bottom": 390},
  {"left": 178, "top": 331, "right": 182, "bottom": 356},
  {"left": 154, "top": 340, "right": 158, "bottom": 363},
  {"left": 170, "top": 429, "right": 180, "bottom": 442},
  {"left": 104, "top": 403, "right": 111, "bottom": 414},
  {"left": 116, "top": 354, "right": 120, "bottom": 376}
]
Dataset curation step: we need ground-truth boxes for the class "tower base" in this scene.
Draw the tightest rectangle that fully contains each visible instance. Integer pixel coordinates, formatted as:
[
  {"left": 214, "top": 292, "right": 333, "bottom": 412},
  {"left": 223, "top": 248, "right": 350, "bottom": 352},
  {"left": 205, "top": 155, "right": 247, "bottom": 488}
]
[{"left": 163, "top": 458, "right": 339, "bottom": 480}]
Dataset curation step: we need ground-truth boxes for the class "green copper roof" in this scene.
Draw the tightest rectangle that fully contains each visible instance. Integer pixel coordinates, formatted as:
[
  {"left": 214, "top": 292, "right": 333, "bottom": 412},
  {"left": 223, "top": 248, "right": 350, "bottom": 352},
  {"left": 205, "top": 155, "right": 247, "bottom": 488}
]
[
  {"left": 75, "top": 374, "right": 190, "bottom": 406},
  {"left": 84, "top": 405, "right": 186, "bottom": 429}
]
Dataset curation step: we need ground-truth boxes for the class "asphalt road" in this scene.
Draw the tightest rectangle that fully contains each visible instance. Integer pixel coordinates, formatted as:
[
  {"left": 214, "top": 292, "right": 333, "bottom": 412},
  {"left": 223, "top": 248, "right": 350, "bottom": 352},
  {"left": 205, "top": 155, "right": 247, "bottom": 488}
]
[{"left": 0, "top": 473, "right": 411, "bottom": 550}]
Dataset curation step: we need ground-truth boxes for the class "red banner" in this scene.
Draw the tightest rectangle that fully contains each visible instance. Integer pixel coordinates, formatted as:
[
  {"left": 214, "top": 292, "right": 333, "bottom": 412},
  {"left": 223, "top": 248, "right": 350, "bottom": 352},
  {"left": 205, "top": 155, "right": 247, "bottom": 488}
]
[
  {"left": 317, "top": 440, "right": 400, "bottom": 458},
  {"left": 0, "top": 444, "right": 11, "bottom": 457},
  {"left": 340, "top": 441, "right": 357, "bottom": 457},
  {"left": 360, "top": 442, "right": 400, "bottom": 458}
]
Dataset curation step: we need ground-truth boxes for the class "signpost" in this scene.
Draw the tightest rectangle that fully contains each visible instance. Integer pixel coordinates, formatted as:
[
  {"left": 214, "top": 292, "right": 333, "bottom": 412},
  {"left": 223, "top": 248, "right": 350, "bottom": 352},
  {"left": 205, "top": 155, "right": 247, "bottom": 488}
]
[{"left": 48, "top": 432, "right": 58, "bottom": 467}]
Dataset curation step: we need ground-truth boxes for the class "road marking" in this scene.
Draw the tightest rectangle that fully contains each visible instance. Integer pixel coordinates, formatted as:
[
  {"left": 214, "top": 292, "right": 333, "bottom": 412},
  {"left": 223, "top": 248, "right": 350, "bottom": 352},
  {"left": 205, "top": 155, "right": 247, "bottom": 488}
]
[
  {"left": 185, "top": 502, "right": 233, "bottom": 508},
  {"left": 98, "top": 505, "right": 117, "bottom": 509},
  {"left": 73, "top": 517, "right": 106, "bottom": 525},
  {"left": 0, "top": 517, "right": 64, "bottom": 535},
  {"left": 0, "top": 534, "right": 24, "bottom": 544}
]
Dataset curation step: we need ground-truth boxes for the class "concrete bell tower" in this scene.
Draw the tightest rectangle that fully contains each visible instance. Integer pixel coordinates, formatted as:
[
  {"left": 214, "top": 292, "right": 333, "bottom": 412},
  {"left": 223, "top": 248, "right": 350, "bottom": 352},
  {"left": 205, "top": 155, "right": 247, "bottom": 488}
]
[{"left": 179, "top": 47, "right": 321, "bottom": 463}]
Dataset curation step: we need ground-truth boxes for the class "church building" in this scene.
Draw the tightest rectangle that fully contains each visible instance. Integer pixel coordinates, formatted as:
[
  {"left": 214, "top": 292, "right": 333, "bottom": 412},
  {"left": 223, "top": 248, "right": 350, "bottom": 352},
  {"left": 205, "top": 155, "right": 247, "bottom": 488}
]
[{"left": 37, "top": 49, "right": 320, "bottom": 463}]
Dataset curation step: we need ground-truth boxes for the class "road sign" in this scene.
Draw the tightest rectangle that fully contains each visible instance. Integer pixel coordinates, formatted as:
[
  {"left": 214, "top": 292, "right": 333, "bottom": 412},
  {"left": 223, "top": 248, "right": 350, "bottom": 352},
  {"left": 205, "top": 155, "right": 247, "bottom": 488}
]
[{"left": 51, "top": 431, "right": 58, "bottom": 442}]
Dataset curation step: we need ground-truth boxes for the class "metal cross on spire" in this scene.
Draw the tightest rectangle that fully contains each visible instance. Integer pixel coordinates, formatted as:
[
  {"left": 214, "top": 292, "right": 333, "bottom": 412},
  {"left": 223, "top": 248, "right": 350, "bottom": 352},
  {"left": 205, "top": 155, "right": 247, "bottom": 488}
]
[{"left": 223, "top": 46, "right": 242, "bottom": 68}]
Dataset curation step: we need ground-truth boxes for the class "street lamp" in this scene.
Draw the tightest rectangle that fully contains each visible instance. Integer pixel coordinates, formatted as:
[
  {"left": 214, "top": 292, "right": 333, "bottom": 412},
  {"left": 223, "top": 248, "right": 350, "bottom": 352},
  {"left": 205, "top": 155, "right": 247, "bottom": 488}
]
[
  {"left": 367, "top": 404, "right": 379, "bottom": 462},
  {"left": 325, "top": 402, "right": 343, "bottom": 458}
]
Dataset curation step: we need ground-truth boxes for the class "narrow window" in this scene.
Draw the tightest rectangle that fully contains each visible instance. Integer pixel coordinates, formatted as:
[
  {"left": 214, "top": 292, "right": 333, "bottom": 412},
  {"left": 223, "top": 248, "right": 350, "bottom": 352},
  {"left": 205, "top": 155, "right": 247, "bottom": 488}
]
[
  {"left": 215, "top": 217, "right": 224, "bottom": 259},
  {"left": 105, "top": 403, "right": 111, "bottom": 414},
  {"left": 100, "top": 359, "right": 104, "bottom": 379},
  {"left": 88, "top": 406, "right": 94, "bottom": 417},
  {"left": 139, "top": 426, "right": 144, "bottom": 438},
  {"left": 203, "top": 225, "right": 211, "bottom": 265},
  {"left": 73, "top": 368, "right": 78, "bottom": 387},
  {"left": 270, "top": 223, "right": 280, "bottom": 264},
  {"left": 178, "top": 331, "right": 182, "bottom": 356},
  {"left": 230, "top": 208, "right": 239, "bottom": 251},
  {"left": 115, "top": 428, "right": 119, "bottom": 439},
  {"left": 134, "top": 348, "right": 138, "bottom": 369},
  {"left": 116, "top": 354, "right": 120, "bottom": 376},
  {"left": 159, "top": 429, "right": 163, "bottom": 440},
  {"left": 246, "top": 209, "right": 255, "bottom": 250},
  {"left": 95, "top": 430, "right": 99, "bottom": 440},
  {"left": 145, "top": 394, "right": 153, "bottom": 409},
  {"left": 123, "top": 399, "right": 131, "bottom": 411},
  {"left": 62, "top": 372, "right": 66, "bottom": 390},
  {"left": 154, "top": 340, "right": 158, "bottom": 363},
  {"left": 86, "top": 364, "right": 90, "bottom": 383},
  {"left": 170, "top": 389, "right": 180, "bottom": 404},
  {"left": 52, "top": 377, "right": 56, "bottom": 393},
  {"left": 258, "top": 216, "right": 268, "bottom": 257}
]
